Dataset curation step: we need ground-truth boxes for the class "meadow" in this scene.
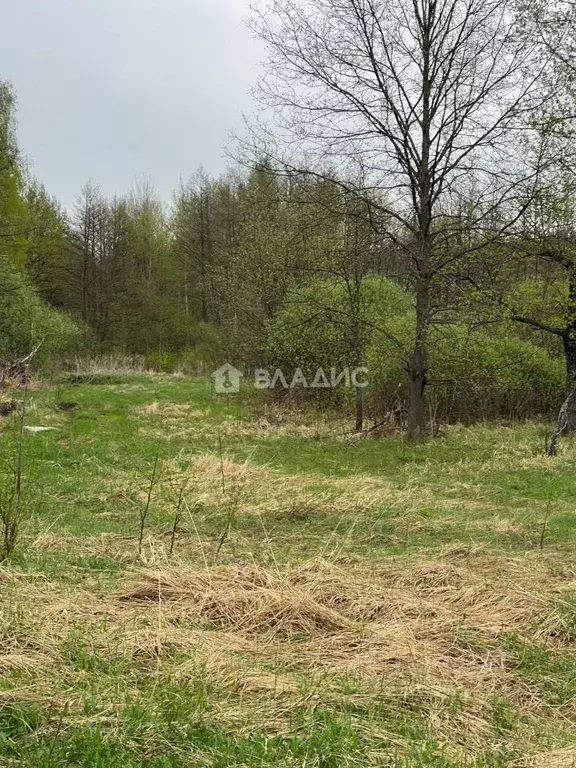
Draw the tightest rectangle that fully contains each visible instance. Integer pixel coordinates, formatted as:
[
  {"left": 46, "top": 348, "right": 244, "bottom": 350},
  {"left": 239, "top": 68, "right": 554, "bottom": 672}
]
[{"left": 0, "top": 374, "right": 576, "bottom": 766}]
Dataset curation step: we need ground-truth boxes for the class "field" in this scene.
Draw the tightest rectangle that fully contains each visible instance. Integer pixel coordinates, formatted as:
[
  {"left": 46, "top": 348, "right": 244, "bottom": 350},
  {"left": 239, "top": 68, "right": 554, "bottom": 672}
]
[{"left": 1, "top": 374, "right": 576, "bottom": 766}]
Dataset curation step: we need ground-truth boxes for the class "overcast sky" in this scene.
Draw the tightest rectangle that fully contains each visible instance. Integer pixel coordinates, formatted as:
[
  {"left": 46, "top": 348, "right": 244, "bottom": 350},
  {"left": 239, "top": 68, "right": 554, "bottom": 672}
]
[{"left": 2, "top": 0, "right": 262, "bottom": 207}]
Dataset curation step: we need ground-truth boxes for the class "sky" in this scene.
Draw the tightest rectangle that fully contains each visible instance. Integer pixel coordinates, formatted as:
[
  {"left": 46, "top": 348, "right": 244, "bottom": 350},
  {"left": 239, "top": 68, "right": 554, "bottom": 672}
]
[{"left": 2, "top": 0, "right": 262, "bottom": 208}]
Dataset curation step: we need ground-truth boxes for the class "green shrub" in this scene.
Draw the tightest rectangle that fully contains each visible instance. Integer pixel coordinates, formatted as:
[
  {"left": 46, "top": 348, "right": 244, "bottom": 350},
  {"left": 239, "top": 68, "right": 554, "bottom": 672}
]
[
  {"left": 367, "top": 321, "right": 565, "bottom": 422},
  {"left": 267, "top": 276, "right": 411, "bottom": 381},
  {"left": 265, "top": 276, "right": 411, "bottom": 407},
  {"left": 144, "top": 351, "right": 178, "bottom": 373},
  {"left": 0, "top": 258, "right": 82, "bottom": 368},
  {"left": 266, "top": 275, "right": 564, "bottom": 422}
]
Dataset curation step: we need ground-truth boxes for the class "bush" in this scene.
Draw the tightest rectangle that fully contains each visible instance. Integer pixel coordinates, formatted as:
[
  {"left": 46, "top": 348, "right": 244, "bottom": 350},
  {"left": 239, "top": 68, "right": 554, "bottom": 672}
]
[
  {"left": 266, "top": 276, "right": 412, "bottom": 402},
  {"left": 0, "top": 258, "right": 82, "bottom": 369},
  {"left": 366, "top": 321, "right": 565, "bottom": 423},
  {"left": 145, "top": 351, "right": 179, "bottom": 373},
  {"left": 266, "top": 275, "right": 564, "bottom": 422}
]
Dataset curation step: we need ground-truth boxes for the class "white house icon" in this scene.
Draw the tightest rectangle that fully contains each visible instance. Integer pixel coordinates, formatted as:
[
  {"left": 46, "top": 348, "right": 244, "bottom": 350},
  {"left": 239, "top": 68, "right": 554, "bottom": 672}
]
[{"left": 212, "top": 363, "right": 243, "bottom": 394}]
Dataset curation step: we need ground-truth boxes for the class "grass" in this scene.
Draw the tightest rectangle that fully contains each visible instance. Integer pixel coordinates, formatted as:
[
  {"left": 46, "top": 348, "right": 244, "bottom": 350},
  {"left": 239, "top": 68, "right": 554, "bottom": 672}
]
[{"left": 0, "top": 373, "right": 575, "bottom": 765}]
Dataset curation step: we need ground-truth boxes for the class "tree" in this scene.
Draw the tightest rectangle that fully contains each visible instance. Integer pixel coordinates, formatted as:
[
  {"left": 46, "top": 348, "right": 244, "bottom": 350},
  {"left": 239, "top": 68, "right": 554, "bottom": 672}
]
[
  {"left": 172, "top": 170, "right": 217, "bottom": 323},
  {"left": 505, "top": 174, "right": 576, "bottom": 455},
  {"left": 23, "top": 180, "right": 72, "bottom": 306},
  {"left": 124, "top": 180, "right": 172, "bottom": 354},
  {"left": 0, "top": 81, "right": 27, "bottom": 264},
  {"left": 230, "top": 162, "right": 294, "bottom": 364},
  {"left": 285, "top": 178, "right": 389, "bottom": 430},
  {"left": 0, "top": 256, "right": 80, "bottom": 368},
  {"left": 249, "top": 0, "right": 550, "bottom": 439},
  {"left": 68, "top": 181, "right": 123, "bottom": 344},
  {"left": 496, "top": 2, "right": 576, "bottom": 453}
]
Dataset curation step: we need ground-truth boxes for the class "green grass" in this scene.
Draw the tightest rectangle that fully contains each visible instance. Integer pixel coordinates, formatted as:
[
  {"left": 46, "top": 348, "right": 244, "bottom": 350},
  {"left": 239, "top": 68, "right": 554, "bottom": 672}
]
[{"left": 0, "top": 374, "right": 575, "bottom": 766}]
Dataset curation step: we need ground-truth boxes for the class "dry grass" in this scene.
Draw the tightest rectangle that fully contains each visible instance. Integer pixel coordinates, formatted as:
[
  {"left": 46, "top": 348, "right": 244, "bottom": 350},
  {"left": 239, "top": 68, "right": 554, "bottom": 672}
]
[
  {"left": 4, "top": 388, "right": 576, "bottom": 763},
  {"left": 162, "top": 453, "right": 545, "bottom": 538},
  {"left": 530, "top": 747, "right": 576, "bottom": 768},
  {"left": 3, "top": 552, "right": 553, "bottom": 661},
  {"left": 1, "top": 546, "right": 575, "bottom": 761},
  {"left": 0, "top": 652, "right": 53, "bottom": 674},
  {"left": 156, "top": 454, "right": 393, "bottom": 523},
  {"left": 117, "top": 555, "right": 559, "bottom": 675},
  {"left": 119, "top": 563, "right": 353, "bottom": 636},
  {"left": 89, "top": 449, "right": 541, "bottom": 552},
  {"left": 136, "top": 402, "right": 207, "bottom": 420},
  {"left": 135, "top": 399, "right": 356, "bottom": 441}
]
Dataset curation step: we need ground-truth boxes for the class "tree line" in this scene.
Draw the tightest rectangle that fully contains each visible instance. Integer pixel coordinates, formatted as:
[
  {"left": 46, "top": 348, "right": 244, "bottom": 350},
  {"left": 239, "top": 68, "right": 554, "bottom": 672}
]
[{"left": 3, "top": 0, "right": 576, "bottom": 449}]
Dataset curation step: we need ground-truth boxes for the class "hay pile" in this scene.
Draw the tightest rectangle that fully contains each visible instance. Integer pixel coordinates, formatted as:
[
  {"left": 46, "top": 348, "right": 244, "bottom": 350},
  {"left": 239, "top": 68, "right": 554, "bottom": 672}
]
[
  {"left": 120, "top": 563, "right": 352, "bottom": 636},
  {"left": 119, "top": 556, "right": 548, "bottom": 647}
]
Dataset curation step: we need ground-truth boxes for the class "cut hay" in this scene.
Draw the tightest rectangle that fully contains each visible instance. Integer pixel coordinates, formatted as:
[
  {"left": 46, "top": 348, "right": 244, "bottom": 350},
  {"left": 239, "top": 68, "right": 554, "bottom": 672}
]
[
  {"left": 532, "top": 747, "right": 576, "bottom": 768},
  {"left": 0, "top": 652, "right": 53, "bottom": 675},
  {"left": 118, "top": 555, "right": 549, "bottom": 654},
  {"left": 119, "top": 564, "right": 352, "bottom": 637},
  {"left": 396, "top": 560, "right": 467, "bottom": 592}
]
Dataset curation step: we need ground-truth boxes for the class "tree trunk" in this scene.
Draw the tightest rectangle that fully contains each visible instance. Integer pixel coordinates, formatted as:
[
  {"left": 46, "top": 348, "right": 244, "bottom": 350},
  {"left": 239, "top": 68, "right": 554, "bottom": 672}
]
[
  {"left": 406, "top": 278, "right": 430, "bottom": 441},
  {"left": 548, "top": 333, "right": 576, "bottom": 455},
  {"left": 355, "top": 385, "right": 363, "bottom": 433},
  {"left": 349, "top": 275, "right": 365, "bottom": 433},
  {"left": 565, "top": 335, "right": 576, "bottom": 432},
  {"left": 406, "top": 353, "right": 427, "bottom": 440}
]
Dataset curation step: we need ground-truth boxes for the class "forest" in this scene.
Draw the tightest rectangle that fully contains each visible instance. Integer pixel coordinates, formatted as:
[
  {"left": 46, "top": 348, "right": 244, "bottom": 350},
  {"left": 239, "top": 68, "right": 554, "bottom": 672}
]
[{"left": 2, "top": 0, "right": 576, "bottom": 449}]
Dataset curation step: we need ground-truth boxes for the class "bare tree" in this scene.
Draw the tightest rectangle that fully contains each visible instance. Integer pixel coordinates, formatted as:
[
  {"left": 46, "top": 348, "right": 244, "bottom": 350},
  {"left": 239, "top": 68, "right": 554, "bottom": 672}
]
[
  {"left": 248, "top": 0, "right": 550, "bottom": 439},
  {"left": 517, "top": 0, "right": 576, "bottom": 83},
  {"left": 172, "top": 170, "right": 216, "bottom": 323},
  {"left": 507, "top": 163, "right": 576, "bottom": 455},
  {"left": 71, "top": 181, "right": 106, "bottom": 329}
]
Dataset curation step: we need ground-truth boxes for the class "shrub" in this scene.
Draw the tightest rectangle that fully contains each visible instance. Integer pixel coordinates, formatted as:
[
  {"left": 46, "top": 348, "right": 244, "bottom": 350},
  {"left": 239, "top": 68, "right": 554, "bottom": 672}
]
[
  {"left": 0, "top": 258, "right": 82, "bottom": 369},
  {"left": 366, "top": 321, "right": 565, "bottom": 423},
  {"left": 145, "top": 351, "right": 179, "bottom": 373},
  {"left": 266, "top": 276, "right": 412, "bottom": 404},
  {"left": 266, "top": 275, "right": 565, "bottom": 422}
]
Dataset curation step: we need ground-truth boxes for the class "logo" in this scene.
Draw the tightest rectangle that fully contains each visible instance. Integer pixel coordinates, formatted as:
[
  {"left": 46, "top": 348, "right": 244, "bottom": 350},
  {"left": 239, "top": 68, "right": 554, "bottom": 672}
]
[
  {"left": 211, "top": 365, "right": 368, "bottom": 394},
  {"left": 211, "top": 363, "right": 243, "bottom": 394}
]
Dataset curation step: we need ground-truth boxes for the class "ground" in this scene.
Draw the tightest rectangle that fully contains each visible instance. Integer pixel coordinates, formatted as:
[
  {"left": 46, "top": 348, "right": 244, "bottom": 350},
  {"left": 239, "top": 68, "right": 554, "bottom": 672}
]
[{"left": 0, "top": 374, "right": 576, "bottom": 766}]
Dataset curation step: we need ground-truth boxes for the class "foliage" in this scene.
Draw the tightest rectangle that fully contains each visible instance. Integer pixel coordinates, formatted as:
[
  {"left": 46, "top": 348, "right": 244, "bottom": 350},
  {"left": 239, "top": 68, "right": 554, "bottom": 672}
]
[
  {"left": 0, "top": 74, "right": 573, "bottom": 430},
  {"left": 22, "top": 180, "right": 70, "bottom": 304},
  {"left": 267, "top": 276, "right": 412, "bottom": 377},
  {"left": 0, "top": 258, "right": 82, "bottom": 365},
  {"left": 367, "top": 320, "right": 565, "bottom": 422},
  {"left": 267, "top": 277, "right": 563, "bottom": 421},
  {"left": 0, "top": 81, "right": 27, "bottom": 265}
]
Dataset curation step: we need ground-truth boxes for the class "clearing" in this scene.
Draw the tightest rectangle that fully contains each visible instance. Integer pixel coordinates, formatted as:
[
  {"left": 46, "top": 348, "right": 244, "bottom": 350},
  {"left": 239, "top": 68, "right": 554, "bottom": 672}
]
[{"left": 1, "top": 374, "right": 576, "bottom": 767}]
